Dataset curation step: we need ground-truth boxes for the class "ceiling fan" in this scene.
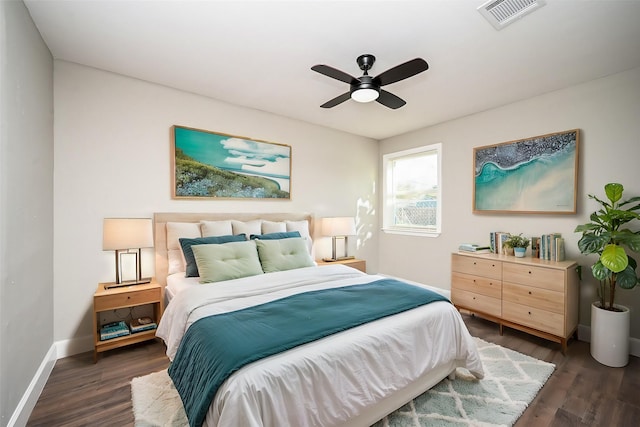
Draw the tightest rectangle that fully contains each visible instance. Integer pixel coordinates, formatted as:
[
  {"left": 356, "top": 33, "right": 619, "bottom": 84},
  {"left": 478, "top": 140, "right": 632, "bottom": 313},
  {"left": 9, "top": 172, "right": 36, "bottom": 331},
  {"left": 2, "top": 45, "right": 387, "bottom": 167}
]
[{"left": 311, "top": 54, "right": 429, "bottom": 109}]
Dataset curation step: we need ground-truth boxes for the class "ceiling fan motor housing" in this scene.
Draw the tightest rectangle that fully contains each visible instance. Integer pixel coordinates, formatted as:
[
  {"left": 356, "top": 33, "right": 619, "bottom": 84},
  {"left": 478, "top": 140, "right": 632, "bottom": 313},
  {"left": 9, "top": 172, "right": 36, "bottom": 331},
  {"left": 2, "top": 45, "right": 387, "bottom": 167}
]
[
  {"left": 351, "top": 75, "right": 379, "bottom": 94},
  {"left": 356, "top": 54, "right": 376, "bottom": 72}
]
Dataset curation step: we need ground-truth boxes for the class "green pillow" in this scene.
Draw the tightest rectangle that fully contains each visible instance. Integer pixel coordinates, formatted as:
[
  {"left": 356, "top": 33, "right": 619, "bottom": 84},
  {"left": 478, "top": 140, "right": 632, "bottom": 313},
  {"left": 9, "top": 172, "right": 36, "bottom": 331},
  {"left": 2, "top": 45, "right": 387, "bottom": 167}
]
[
  {"left": 192, "top": 241, "right": 264, "bottom": 283},
  {"left": 180, "top": 234, "right": 247, "bottom": 277},
  {"left": 255, "top": 237, "right": 315, "bottom": 273}
]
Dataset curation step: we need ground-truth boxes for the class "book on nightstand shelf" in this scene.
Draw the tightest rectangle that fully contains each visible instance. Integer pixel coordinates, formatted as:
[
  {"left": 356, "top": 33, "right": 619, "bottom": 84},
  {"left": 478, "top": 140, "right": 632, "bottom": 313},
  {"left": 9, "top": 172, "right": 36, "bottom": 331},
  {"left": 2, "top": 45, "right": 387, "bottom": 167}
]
[
  {"left": 129, "top": 317, "right": 157, "bottom": 333},
  {"left": 99, "top": 321, "right": 130, "bottom": 341}
]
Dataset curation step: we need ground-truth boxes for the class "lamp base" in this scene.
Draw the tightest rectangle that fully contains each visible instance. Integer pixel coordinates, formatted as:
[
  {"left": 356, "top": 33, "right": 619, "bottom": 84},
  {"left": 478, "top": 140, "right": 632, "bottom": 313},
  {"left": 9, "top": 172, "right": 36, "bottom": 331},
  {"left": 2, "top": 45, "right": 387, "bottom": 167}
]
[
  {"left": 104, "top": 278, "right": 151, "bottom": 289},
  {"left": 322, "top": 256, "right": 355, "bottom": 262}
]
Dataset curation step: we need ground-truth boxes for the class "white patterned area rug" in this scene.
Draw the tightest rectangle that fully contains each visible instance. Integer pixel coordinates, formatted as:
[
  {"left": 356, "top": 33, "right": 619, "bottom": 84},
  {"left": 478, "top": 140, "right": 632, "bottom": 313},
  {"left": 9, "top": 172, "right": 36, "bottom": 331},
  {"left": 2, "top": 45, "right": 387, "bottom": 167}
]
[{"left": 131, "top": 338, "right": 554, "bottom": 427}]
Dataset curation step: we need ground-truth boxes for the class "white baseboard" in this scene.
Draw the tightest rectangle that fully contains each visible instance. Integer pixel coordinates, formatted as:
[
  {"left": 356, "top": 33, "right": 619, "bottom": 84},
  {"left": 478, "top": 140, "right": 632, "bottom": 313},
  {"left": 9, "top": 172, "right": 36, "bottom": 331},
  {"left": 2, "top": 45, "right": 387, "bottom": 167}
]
[
  {"left": 577, "top": 324, "right": 640, "bottom": 358},
  {"left": 7, "top": 344, "right": 57, "bottom": 427},
  {"left": 55, "top": 334, "right": 93, "bottom": 359}
]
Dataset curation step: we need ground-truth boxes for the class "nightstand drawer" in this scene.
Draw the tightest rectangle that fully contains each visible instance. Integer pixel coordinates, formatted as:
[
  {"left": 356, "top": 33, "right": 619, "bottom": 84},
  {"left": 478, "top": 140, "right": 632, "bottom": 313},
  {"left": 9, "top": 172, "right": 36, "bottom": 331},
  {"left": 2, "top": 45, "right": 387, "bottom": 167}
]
[
  {"left": 452, "top": 272, "right": 501, "bottom": 299},
  {"left": 94, "top": 288, "right": 160, "bottom": 311},
  {"left": 502, "top": 301, "right": 564, "bottom": 336},
  {"left": 503, "top": 282, "right": 564, "bottom": 314},
  {"left": 452, "top": 289, "right": 501, "bottom": 317},
  {"left": 452, "top": 254, "right": 502, "bottom": 280},
  {"left": 503, "top": 263, "right": 564, "bottom": 291}
]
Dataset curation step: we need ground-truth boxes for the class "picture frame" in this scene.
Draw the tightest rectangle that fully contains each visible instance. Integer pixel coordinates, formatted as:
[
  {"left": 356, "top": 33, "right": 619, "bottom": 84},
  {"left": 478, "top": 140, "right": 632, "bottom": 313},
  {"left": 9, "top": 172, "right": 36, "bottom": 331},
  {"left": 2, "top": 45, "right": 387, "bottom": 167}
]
[
  {"left": 172, "top": 125, "right": 291, "bottom": 199},
  {"left": 473, "top": 129, "right": 579, "bottom": 214}
]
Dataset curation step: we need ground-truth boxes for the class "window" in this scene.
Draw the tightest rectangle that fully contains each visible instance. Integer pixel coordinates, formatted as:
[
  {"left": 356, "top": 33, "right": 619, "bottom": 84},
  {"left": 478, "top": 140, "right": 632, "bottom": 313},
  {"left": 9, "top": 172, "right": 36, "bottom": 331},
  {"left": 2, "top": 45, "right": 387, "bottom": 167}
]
[{"left": 382, "top": 143, "right": 441, "bottom": 236}]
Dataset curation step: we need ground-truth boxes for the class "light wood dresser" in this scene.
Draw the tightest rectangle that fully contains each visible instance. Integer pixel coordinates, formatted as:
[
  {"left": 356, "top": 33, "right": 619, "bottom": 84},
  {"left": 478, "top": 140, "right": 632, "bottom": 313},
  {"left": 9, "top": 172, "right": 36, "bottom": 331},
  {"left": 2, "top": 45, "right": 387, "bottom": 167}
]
[{"left": 451, "top": 252, "right": 579, "bottom": 353}]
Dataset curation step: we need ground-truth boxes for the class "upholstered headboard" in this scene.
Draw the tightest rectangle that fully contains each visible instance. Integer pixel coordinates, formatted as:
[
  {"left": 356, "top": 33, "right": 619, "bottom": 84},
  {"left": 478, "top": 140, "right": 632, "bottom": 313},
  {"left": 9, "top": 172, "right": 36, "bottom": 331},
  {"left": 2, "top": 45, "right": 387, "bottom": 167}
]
[{"left": 153, "top": 212, "right": 314, "bottom": 286}]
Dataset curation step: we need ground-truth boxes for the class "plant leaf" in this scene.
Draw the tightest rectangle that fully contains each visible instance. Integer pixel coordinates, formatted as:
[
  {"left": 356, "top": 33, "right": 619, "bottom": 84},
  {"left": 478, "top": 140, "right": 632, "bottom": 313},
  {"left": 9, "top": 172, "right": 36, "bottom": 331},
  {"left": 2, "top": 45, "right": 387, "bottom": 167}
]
[
  {"left": 605, "top": 183, "right": 624, "bottom": 204},
  {"left": 616, "top": 265, "right": 638, "bottom": 289},
  {"left": 600, "top": 244, "right": 629, "bottom": 273},
  {"left": 592, "top": 261, "right": 611, "bottom": 281},
  {"left": 577, "top": 234, "right": 609, "bottom": 254}
]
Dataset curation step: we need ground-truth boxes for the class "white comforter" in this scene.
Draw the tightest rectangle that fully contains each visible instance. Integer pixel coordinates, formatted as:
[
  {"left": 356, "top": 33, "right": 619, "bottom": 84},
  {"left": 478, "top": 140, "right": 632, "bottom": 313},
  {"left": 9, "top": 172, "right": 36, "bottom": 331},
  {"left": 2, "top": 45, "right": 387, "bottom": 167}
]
[{"left": 157, "top": 265, "right": 484, "bottom": 427}]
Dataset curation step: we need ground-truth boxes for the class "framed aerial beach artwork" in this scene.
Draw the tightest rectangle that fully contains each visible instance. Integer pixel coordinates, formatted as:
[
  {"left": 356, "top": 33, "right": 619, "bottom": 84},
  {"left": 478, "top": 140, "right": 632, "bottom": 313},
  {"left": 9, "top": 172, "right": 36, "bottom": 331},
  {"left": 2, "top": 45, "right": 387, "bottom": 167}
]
[
  {"left": 473, "top": 129, "right": 579, "bottom": 214},
  {"left": 172, "top": 125, "right": 291, "bottom": 199}
]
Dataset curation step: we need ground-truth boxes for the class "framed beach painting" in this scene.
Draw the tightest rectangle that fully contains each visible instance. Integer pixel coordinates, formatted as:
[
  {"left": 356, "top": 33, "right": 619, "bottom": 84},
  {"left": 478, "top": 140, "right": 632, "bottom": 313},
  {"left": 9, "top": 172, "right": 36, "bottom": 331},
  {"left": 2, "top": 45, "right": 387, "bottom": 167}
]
[
  {"left": 172, "top": 126, "right": 291, "bottom": 199},
  {"left": 473, "top": 129, "right": 579, "bottom": 214}
]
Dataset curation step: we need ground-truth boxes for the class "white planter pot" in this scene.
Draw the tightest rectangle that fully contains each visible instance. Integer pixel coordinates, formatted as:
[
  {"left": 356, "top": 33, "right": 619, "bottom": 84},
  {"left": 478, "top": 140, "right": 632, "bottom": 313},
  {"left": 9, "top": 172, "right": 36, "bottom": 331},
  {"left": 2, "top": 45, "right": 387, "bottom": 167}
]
[
  {"left": 514, "top": 247, "right": 526, "bottom": 257},
  {"left": 590, "top": 302, "right": 630, "bottom": 367}
]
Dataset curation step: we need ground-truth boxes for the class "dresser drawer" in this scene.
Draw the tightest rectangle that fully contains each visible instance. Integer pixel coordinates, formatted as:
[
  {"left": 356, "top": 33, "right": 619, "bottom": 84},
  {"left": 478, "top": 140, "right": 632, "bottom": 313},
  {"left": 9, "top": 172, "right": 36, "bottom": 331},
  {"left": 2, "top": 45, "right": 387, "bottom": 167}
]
[
  {"left": 452, "top": 254, "right": 502, "bottom": 280},
  {"left": 502, "top": 301, "right": 564, "bottom": 336},
  {"left": 452, "top": 289, "right": 501, "bottom": 317},
  {"left": 503, "top": 263, "right": 564, "bottom": 291},
  {"left": 452, "top": 272, "right": 502, "bottom": 299},
  {"left": 94, "top": 288, "right": 160, "bottom": 311},
  {"left": 503, "top": 282, "right": 564, "bottom": 314}
]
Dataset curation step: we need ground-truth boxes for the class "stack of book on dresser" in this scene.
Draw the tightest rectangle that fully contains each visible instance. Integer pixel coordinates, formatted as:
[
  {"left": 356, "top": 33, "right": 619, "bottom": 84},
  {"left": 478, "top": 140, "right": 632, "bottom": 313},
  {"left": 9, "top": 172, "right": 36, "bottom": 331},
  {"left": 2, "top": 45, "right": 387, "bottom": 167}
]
[
  {"left": 458, "top": 243, "right": 491, "bottom": 254},
  {"left": 489, "top": 231, "right": 565, "bottom": 261}
]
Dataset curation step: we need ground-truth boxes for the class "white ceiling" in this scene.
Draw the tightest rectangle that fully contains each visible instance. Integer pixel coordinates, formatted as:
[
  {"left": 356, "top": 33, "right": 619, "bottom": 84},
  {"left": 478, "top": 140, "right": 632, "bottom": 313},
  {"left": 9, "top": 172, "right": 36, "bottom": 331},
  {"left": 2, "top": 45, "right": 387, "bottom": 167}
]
[{"left": 23, "top": 0, "right": 640, "bottom": 140}]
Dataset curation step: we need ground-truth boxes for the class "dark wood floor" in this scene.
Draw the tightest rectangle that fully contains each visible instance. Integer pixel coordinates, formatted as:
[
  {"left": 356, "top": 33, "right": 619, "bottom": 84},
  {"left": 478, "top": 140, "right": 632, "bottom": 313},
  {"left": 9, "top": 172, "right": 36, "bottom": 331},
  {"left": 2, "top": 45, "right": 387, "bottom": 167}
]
[{"left": 27, "top": 314, "right": 640, "bottom": 426}]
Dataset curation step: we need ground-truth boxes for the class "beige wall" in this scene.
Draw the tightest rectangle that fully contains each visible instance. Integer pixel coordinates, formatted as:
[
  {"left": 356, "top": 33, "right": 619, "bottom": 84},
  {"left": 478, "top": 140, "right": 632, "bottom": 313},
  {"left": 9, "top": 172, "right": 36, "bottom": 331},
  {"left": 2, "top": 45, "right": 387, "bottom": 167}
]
[
  {"left": 0, "top": 1, "right": 54, "bottom": 425},
  {"left": 379, "top": 66, "right": 640, "bottom": 339},
  {"left": 53, "top": 61, "right": 379, "bottom": 351}
]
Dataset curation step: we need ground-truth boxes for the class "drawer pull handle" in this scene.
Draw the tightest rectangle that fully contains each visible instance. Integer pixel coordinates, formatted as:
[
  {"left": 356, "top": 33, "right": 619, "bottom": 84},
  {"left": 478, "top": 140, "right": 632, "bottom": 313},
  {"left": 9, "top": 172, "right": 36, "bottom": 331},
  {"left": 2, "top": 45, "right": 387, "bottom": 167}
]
[
  {"left": 528, "top": 271, "right": 532, "bottom": 274},
  {"left": 528, "top": 291, "right": 532, "bottom": 295},
  {"left": 473, "top": 262, "right": 477, "bottom": 265},
  {"left": 528, "top": 311, "right": 532, "bottom": 315}
]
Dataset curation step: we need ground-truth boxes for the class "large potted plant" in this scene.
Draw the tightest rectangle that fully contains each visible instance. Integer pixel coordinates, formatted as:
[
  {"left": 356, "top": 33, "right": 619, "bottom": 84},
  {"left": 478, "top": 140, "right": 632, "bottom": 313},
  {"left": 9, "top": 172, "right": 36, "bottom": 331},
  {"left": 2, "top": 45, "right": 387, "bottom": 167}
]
[{"left": 574, "top": 183, "right": 640, "bottom": 367}]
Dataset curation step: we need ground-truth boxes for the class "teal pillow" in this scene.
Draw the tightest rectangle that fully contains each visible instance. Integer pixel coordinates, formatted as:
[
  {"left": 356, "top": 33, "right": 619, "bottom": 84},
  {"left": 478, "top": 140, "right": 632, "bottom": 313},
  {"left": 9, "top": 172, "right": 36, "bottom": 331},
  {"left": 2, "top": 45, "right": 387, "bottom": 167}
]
[
  {"left": 255, "top": 238, "right": 315, "bottom": 273},
  {"left": 192, "top": 241, "right": 264, "bottom": 283},
  {"left": 250, "top": 231, "right": 301, "bottom": 240},
  {"left": 180, "top": 234, "right": 247, "bottom": 277}
]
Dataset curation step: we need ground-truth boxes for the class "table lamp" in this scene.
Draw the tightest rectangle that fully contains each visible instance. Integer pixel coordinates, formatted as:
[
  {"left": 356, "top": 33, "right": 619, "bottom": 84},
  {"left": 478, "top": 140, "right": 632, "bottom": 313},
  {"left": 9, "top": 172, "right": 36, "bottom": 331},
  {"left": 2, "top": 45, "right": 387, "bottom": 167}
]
[
  {"left": 102, "top": 218, "right": 153, "bottom": 288},
  {"left": 321, "top": 217, "right": 356, "bottom": 261}
]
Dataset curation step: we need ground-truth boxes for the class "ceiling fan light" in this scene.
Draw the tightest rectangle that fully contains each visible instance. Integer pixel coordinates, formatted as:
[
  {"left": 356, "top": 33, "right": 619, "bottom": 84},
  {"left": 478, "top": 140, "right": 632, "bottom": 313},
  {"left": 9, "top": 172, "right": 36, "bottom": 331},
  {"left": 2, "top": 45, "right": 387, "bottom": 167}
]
[{"left": 351, "top": 88, "right": 379, "bottom": 103}]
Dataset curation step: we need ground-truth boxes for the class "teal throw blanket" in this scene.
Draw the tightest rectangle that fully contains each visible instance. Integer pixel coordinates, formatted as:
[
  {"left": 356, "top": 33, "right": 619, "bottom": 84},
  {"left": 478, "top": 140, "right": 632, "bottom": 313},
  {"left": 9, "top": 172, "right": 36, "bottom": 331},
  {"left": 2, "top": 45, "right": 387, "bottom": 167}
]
[{"left": 168, "top": 278, "right": 449, "bottom": 427}]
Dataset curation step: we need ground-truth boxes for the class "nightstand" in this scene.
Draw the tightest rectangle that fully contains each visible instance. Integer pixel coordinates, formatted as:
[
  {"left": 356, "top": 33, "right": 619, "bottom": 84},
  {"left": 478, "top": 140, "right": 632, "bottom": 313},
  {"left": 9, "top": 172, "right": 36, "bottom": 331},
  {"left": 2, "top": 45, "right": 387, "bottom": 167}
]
[
  {"left": 92, "top": 281, "right": 163, "bottom": 362},
  {"left": 316, "top": 258, "right": 366, "bottom": 273}
]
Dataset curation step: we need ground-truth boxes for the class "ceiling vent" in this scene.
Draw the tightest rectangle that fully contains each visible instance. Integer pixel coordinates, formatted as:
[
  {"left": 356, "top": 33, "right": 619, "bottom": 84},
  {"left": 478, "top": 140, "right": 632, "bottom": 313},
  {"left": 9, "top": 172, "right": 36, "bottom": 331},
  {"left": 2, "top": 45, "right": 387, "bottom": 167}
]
[{"left": 478, "top": 0, "right": 546, "bottom": 30}]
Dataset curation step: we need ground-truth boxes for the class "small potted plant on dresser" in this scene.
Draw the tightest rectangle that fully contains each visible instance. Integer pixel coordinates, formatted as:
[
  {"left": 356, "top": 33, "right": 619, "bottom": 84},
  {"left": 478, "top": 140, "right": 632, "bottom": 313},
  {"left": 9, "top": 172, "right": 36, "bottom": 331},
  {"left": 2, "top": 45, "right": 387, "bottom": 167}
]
[
  {"left": 504, "top": 234, "right": 530, "bottom": 258},
  {"left": 574, "top": 183, "right": 640, "bottom": 367}
]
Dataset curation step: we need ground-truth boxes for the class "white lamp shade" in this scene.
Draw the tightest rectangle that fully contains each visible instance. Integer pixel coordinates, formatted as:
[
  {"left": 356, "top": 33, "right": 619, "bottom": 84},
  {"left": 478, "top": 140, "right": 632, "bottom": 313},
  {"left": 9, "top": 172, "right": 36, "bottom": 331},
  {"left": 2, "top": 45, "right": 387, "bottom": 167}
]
[
  {"left": 321, "top": 217, "right": 356, "bottom": 237},
  {"left": 103, "top": 218, "right": 153, "bottom": 250}
]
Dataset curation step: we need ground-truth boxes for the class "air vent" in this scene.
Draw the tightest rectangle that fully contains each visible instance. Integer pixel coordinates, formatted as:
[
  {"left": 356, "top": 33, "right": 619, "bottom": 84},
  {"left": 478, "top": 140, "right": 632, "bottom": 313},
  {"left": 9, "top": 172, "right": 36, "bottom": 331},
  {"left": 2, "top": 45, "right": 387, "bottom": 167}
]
[{"left": 478, "top": 0, "right": 546, "bottom": 30}]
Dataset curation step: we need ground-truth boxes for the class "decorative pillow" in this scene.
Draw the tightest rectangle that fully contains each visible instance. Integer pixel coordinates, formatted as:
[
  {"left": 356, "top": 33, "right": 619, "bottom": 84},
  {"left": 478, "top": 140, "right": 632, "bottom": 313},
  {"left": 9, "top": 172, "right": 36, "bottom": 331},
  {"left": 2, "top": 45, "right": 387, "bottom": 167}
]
[
  {"left": 250, "top": 231, "right": 301, "bottom": 241},
  {"left": 231, "top": 220, "right": 262, "bottom": 238},
  {"left": 261, "top": 220, "right": 287, "bottom": 234},
  {"left": 166, "top": 222, "right": 202, "bottom": 274},
  {"left": 180, "top": 234, "right": 247, "bottom": 277},
  {"left": 255, "top": 238, "right": 315, "bottom": 273},
  {"left": 193, "top": 240, "right": 264, "bottom": 283},
  {"left": 200, "top": 220, "right": 233, "bottom": 237}
]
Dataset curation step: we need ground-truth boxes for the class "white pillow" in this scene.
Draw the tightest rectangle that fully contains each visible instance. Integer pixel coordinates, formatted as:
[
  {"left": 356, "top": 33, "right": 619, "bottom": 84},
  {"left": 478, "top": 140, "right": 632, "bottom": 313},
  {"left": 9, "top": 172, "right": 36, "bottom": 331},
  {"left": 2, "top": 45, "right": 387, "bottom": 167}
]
[
  {"left": 231, "top": 220, "right": 262, "bottom": 238},
  {"left": 201, "top": 220, "right": 233, "bottom": 237},
  {"left": 166, "top": 222, "right": 202, "bottom": 274},
  {"left": 261, "top": 220, "right": 286, "bottom": 234},
  {"left": 285, "top": 220, "right": 313, "bottom": 253}
]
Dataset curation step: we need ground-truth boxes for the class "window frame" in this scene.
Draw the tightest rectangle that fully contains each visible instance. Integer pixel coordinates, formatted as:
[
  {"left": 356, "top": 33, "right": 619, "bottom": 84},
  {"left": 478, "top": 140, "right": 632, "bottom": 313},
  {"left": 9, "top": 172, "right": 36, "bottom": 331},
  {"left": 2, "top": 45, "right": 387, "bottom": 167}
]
[{"left": 382, "top": 143, "right": 442, "bottom": 237}]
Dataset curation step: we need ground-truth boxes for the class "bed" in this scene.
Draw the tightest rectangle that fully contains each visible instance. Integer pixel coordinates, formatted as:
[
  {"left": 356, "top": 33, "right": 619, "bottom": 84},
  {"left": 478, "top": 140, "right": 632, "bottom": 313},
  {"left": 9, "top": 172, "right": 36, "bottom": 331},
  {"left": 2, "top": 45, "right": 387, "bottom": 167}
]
[{"left": 153, "top": 212, "right": 483, "bottom": 427}]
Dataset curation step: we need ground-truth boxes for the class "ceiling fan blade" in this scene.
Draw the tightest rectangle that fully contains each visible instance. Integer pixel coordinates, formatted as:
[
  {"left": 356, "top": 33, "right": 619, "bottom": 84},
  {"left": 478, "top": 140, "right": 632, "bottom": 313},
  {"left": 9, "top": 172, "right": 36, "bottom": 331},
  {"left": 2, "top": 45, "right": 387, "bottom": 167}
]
[
  {"left": 376, "top": 90, "right": 406, "bottom": 109},
  {"left": 320, "top": 92, "right": 351, "bottom": 108},
  {"left": 375, "top": 58, "right": 429, "bottom": 87},
  {"left": 311, "top": 64, "right": 358, "bottom": 85}
]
